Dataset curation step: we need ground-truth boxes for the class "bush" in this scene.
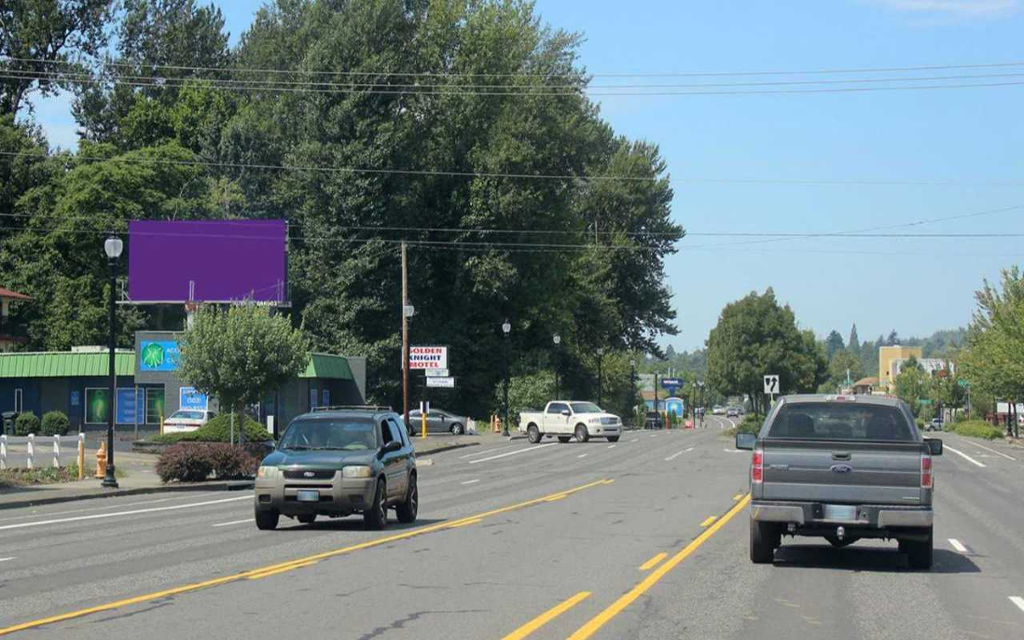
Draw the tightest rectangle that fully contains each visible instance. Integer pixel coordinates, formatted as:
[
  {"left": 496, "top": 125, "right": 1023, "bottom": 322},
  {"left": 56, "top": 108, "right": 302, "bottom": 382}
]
[
  {"left": 40, "top": 411, "right": 70, "bottom": 436},
  {"left": 949, "top": 420, "right": 1004, "bottom": 440},
  {"left": 14, "top": 412, "right": 40, "bottom": 436},
  {"left": 205, "top": 443, "right": 260, "bottom": 479},
  {"left": 156, "top": 442, "right": 260, "bottom": 482},
  {"left": 150, "top": 413, "right": 271, "bottom": 444},
  {"left": 737, "top": 415, "right": 763, "bottom": 435},
  {"left": 915, "top": 417, "right": 926, "bottom": 430}
]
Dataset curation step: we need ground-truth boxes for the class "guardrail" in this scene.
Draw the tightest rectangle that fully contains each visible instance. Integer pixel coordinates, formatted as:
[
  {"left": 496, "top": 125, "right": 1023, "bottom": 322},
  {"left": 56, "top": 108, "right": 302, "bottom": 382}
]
[{"left": 0, "top": 433, "right": 85, "bottom": 472}]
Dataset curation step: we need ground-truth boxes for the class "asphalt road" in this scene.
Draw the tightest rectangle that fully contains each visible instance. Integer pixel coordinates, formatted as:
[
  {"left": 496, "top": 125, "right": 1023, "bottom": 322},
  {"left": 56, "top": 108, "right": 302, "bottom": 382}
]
[{"left": 1, "top": 419, "right": 1022, "bottom": 639}]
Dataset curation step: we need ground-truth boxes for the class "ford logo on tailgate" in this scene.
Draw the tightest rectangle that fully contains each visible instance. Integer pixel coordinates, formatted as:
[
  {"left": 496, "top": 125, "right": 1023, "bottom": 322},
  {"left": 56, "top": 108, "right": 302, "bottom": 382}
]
[{"left": 830, "top": 464, "right": 853, "bottom": 474}]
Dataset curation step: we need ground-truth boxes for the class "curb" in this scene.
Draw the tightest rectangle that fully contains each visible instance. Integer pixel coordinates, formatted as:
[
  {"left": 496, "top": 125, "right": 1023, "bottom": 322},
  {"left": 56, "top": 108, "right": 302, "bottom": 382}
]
[
  {"left": 412, "top": 441, "right": 478, "bottom": 456},
  {"left": 0, "top": 480, "right": 255, "bottom": 511}
]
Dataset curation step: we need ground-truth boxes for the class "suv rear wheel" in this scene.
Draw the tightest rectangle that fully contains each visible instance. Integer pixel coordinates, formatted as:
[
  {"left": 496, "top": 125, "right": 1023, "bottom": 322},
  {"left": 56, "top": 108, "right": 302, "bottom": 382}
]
[
  {"left": 750, "top": 519, "right": 779, "bottom": 564},
  {"left": 396, "top": 474, "right": 418, "bottom": 523},
  {"left": 255, "top": 510, "right": 279, "bottom": 531},
  {"left": 364, "top": 478, "right": 388, "bottom": 530}
]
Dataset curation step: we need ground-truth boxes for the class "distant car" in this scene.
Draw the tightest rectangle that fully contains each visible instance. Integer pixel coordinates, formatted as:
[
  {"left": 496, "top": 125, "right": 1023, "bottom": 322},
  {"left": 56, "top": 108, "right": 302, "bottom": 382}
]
[
  {"left": 407, "top": 409, "right": 467, "bottom": 436},
  {"left": 645, "top": 411, "right": 662, "bottom": 429},
  {"left": 726, "top": 407, "right": 740, "bottom": 418},
  {"left": 712, "top": 406, "right": 726, "bottom": 415},
  {"left": 162, "top": 409, "right": 216, "bottom": 433},
  {"left": 928, "top": 418, "right": 944, "bottom": 432}
]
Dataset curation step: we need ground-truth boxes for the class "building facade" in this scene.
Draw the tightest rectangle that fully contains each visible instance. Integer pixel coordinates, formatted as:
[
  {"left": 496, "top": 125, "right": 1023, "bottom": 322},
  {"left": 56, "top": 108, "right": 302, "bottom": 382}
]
[{"left": 878, "top": 345, "right": 923, "bottom": 391}]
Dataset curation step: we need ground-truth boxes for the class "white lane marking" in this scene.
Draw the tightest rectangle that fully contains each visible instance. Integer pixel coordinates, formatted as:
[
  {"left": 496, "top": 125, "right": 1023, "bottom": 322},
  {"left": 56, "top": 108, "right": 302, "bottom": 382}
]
[
  {"left": 0, "top": 491, "right": 225, "bottom": 523},
  {"left": 468, "top": 443, "right": 558, "bottom": 464},
  {"left": 665, "top": 450, "right": 688, "bottom": 461},
  {"left": 967, "top": 440, "right": 1017, "bottom": 461},
  {"left": 948, "top": 538, "right": 968, "bottom": 553},
  {"left": 577, "top": 454, "right": 588, "bottom": 459},
  {"left": 630, "top": 439, "right": 639, "bottom": 443},
  {"left": 1009, "top": 596, "right": 1024, "bottom": 614},
  {"left": 212, "top": 519, "right": 254, "bottom": 528},
  {"left": 607, "top": 444, "right": 617, "bottom": 449},
  {"left": 0, "top": 557, "right": 15, "bottom": 562},
  {"left": 685, "top": 447, "right": 694, "bottom": 452},
  {"left": 945, "top": 445, "right": 987, "bottom": 468},
  {"left": 650, "top": 434, "right": 659, "bottom": 438},
  {"left": 458, "top": 446, "right": 517, "bottom": 460},
  {"left": 0, "top": 495, "right": 253, "bottom": 532},
  {"left": 723, "top": 448, "right": 745, "bottom": 453},
  {"left": 461, "top": 479, "right": 481, "bottom": 485}
]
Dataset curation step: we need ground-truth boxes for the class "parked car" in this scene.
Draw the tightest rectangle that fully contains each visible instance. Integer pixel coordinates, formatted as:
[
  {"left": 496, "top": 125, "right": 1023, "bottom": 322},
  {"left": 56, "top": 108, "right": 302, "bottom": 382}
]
[
  {"left": 928, "top": 418, "right": 944, "bottom": 432},
  {"left": 406, "top": 409, "right": 468, "bottom": 436},
  {"left": 726, "top": 407, "right": 740, "bottom": 418},
  {"left": 644, "top": 411, "right": 662, "bottom": 429},
  {"left": 519, "top": 401, "right": 622, "bottom": 443},
  {"left": 254, "top": 406, "right": 418, "bottom": 531},
  {"left": 162, "top": 409, "right": 216, "bottom": 433},
  {"left": 736, "top": 394, "right": 942, "bottom": 569},
  {"left": 712, "top": 405, "right": 726, "bottom": 415}
]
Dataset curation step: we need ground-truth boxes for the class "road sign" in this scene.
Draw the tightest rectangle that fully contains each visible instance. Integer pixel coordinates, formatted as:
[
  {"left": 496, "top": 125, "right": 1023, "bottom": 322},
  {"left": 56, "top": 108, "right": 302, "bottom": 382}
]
[
  {"left": 410, "top": 346, "right": 448, "bottom": 370},
  {"left": 958, "top": 379, "right": 970, "bottom": 388},
  {"left": 763, "top": 375, "right": 780, "bottom": 395},
  {"left": 425, "top": 368, "right": 450, "bottom": 377},
  {"left": 661, "top": 377, "right": 683, "bottom": 389},
  {"left": 426, "top": 376, "right": 455, "bottom": 388},
  {"left": 179, "top": 386, "right": 209, "bottom": 411},
  {"left": 919, "top": 399, "right": 933, "bottom": 405}
]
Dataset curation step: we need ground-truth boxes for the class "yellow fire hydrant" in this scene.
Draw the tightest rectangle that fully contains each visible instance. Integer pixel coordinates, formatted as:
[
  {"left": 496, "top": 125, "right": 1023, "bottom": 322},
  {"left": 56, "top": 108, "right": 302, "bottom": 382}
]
[{"left": 94, "top": 442, "right": 108, "bottom": 479}]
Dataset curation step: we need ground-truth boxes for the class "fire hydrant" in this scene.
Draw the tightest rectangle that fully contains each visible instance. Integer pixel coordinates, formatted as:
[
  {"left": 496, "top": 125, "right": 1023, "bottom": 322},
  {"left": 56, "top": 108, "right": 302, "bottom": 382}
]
[{"left": 94, "top": 442, "right": 108, "bottom": 479}]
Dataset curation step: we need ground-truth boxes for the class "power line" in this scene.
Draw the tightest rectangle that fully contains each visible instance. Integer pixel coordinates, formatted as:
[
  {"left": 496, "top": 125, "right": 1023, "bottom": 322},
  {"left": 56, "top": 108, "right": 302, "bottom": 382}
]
[{"left": 2, "top": 150, "right": 1021, "bottom": 188}]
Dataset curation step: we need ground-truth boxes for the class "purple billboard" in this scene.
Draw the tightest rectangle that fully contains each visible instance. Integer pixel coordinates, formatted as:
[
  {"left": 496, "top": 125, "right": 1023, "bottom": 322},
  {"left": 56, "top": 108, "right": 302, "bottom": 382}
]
[{"left": 128, "top": 220, "right": 287, "bottom": 303}]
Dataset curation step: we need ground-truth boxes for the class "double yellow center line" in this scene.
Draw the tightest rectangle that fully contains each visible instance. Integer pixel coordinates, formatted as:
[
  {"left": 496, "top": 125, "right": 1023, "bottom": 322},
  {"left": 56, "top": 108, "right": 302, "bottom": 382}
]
[{"left": 0, "top": 478, "right": 613, "bottom": 637}]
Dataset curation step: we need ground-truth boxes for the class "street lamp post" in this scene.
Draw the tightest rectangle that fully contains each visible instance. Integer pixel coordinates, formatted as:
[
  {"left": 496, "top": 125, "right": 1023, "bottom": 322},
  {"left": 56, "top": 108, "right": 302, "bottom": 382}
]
[
  {"left": 102, "top": 236, "right": 123, "bottom": 488},
  {"left": 552, "top": 334, "right": 561, "bottom": 398},
  {"left": 596, "top": 347, "right": 604, "bottom": 407},
  {"left": 631, "top": 358, "right": 638, "bottom": 426},
  {"left": 502, "top": 319, "right": 511, "bottom": 437}
]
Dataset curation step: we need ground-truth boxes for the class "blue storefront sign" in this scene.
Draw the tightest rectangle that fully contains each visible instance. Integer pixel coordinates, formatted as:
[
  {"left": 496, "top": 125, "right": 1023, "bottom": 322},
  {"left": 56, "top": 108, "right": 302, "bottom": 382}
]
[
  {"left": 179, "top": 387, "right": 209, "bottom": 411},
  {"left": 116, "top": 388, "right": 143, "bottom": 424},
  {"left": 139, "top": 340, "right": 181, "bottom": 371},
  {"left": 665, "top": 397, "right": 685, "bottom": 417}
]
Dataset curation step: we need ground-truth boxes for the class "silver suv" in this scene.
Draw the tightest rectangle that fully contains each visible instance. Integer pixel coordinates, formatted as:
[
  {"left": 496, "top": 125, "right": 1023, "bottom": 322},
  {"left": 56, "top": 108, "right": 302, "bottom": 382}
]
[{"left": 254, "top": 407, "right": 418, "bottom": 530}]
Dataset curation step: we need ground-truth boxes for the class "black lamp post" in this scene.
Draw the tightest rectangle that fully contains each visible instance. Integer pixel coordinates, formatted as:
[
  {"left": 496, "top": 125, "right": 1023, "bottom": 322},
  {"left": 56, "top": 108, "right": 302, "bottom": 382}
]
[
  {"left": 102, "top": 235, "right": 123, "bottom": 488},
  {"left": 553, "top": 334, "right": 561, "bottom": 398},
  {"left": 631, "top": 358, "right": 638, "bottom": 425},
  {"left": 502, "top": 319, "right": 511, "bottom": 437},
  {"left": 596, "top": 347, "right": 604, "bottom": 407}
]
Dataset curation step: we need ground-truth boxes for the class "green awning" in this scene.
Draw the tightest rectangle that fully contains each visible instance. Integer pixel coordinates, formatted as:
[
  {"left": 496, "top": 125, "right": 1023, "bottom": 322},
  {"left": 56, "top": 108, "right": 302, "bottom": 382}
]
[
  {"left": 300, "top": 353, "right": 354, "bottom": 380},
  {"left": 0, "top": 351, "right": 135, "bottom": 378}
]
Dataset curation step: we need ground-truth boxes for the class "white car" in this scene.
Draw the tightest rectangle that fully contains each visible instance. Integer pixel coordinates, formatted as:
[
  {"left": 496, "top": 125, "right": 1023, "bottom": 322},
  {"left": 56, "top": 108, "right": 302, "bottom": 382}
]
[
  {"left": 163, "top": 409, "right": 217, "bottom": 433},
  {"left": 519, "top": 401, "right": 621, "bottom": 443},
  {"left": 712, "top": 405, "right": 726, "bottom": 415}
]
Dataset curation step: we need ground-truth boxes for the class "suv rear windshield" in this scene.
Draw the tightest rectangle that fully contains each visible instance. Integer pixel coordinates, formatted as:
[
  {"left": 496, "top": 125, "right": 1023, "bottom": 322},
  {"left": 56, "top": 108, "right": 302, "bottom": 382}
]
[
  {"left": 768, "top": 403, "right": 914, "bottom": 442},
  {"left": 280, "top": 418, "right": 378, "bottom": 451}
]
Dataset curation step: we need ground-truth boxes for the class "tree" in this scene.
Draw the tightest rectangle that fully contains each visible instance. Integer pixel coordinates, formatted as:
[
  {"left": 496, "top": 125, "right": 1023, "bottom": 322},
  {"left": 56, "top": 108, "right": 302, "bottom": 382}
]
[
  {"left": 820, "top": 349, "right": 863, "bottom": 393},
  {"left": 706, "top": 289, "right": 827, "bottom": 415},
  {"left": 886, "top": 330, "right": 900, "bottom": 346},
  {"left": 0, "top": 0, "right": 114, "bottom": 116},
  {"left": 178, "top": 305, "right": 309, "bottom": 443},
  {"left": 848, "top": 324, "right": 859, "bottom": 354},
  {"left": 894, "top": 356, "right": 930, "bottom": 417},
  {"left": 825, "top": 330, "right": 845, "bottom": 360}
]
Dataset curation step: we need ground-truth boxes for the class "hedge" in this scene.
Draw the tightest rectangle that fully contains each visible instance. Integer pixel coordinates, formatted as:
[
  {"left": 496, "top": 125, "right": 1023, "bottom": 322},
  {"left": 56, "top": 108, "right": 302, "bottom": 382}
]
[
  {"left": 948, "top": 420, "right": 1004, "bottom": 441},
  {"left": 40, "top": 411, "right": 70, "bottom": 436},
  {"left": 150, "top": 413, "right": 271, "bottom": 444},
  {"left": 156, "top": 442, "right": 260, "bottom": 483},
  {"left": 14, "top": 412, "right": 40, "bottom": 436}
]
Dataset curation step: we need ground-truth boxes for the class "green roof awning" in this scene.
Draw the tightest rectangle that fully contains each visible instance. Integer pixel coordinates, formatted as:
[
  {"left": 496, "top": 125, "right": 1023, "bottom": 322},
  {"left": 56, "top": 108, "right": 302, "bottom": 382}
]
[
  {"left": 0, "top": 352, "right": 135, "bottom": 378},
  {"left": 301, "top": 353, "right": 353, "bottom": 380}
]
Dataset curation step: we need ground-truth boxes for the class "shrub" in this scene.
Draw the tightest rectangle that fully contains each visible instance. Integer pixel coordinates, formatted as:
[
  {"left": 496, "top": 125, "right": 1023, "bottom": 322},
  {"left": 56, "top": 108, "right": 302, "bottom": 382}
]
[
  {"left": 204, "top": 443, "right": 260, "bottom": 479},
  {"left": 949, "top": 420, "right": 1004, "bottom": 440},
  {"left": 156, "top": 444, "right": 214, "bottom": 482},
  {"left": 14, "top": 412, "right": 40, "bottom": 436},
  {"left": 40, "top": 411, "right": 71, "bottom": 436},
  {"left": 150, "top": 413, "right": 271, "bottom": 444}
]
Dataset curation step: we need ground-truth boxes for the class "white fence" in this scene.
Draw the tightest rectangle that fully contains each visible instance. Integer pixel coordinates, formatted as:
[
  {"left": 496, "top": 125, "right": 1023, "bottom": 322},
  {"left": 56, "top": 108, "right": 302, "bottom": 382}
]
[{"left": 0, "top": 433, "right": 85, "bottom": 470}]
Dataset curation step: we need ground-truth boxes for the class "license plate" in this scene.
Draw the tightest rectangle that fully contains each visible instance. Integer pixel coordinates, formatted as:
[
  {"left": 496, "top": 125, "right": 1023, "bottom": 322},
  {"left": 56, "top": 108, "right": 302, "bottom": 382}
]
[
  {"left": 296, "top": 490, "right": 320, "bottom": 502},
  {"left": 823, "top": 504, "right": 857, "bottom": 521}
]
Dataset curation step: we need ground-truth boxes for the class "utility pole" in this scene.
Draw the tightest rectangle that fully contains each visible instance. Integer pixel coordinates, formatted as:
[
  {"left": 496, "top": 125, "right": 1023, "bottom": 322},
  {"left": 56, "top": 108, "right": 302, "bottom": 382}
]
[{"left": 401, "top": 242, "right": 409, "bottom": 426}]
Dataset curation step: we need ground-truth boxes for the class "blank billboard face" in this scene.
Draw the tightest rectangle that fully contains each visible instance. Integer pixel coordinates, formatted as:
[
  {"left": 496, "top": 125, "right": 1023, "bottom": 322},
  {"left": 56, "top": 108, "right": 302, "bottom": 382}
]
[{"left": 128, "top": 220, "right": 287, "bottom": 303}]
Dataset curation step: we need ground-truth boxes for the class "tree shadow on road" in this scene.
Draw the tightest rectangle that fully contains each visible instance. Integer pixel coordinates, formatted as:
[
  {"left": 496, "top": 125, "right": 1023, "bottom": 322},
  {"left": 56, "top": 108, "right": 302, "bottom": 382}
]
[{"left": 772, "top": 544, "right": 980, "bottom": 574}]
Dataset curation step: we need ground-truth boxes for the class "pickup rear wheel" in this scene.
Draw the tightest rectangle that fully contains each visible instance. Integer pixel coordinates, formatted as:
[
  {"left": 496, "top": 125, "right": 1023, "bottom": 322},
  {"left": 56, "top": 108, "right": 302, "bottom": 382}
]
[
  {"left": 901, "top": 527, "right": 933, "bottom": 570},
  {"left": 575, "top": 424, "right": 589, "bottom": 443},
  {"left": 750, "top": 519, "right": 779, "bottom": 564},
  {"left": 526, "top": 424, "right": 542, "bottom": 443}
]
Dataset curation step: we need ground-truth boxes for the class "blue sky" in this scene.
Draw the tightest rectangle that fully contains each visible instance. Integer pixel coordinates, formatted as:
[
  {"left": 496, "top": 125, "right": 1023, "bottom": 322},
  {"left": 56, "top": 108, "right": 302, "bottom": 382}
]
[{"left": 27, "top": 0, "right": 1024, "bottom": 351}]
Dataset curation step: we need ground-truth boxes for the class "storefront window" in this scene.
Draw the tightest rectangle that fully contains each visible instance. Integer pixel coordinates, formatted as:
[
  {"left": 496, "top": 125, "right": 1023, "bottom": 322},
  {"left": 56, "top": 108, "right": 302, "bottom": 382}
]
[{"left": 146, "top": 388, "right": 165, "bottom": 425}]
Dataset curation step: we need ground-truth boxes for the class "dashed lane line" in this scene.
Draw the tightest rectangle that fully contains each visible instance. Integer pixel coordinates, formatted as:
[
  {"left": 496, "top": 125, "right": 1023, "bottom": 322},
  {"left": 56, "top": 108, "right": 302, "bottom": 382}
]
[
  {"left": 945, "top": 445, "right": 987, "bottom": 468},
  {"left": 577, "top": 454, "right": 588, "bottom": 459},
  {"left": 0, "top": 495, "right": 253, "bottom": 532},
  {"left": 459, "top": 445, "right": 518, "bottom": 460},
  {"left": 966, "top": 440, "right": 1017, "bottom": 461},
  {"left": 664, "top": 450, "right": 688, "bottom": 462},
  {"left": 700, "top": 516, "right": 717, "bottom": 527},
  {"left": 212, "top": 519, "right": 254, "bottom": 528},
  {"left": 1009, "top": 597, "right": 1024, "bottom": 615},
  {"left": 948, "top": 538, "right": 969, "bottom": 553},
  {"left": 638, "top": 552, "right": 667, "bottom": 571},
  {"left": 461, "top": 479, "right": 481, "bottom": 485},
  {"left": 468, "top": 443, "right": 558, "bottom": 465},
  {"left": 608, "top": 444, "right": 617, "bottom": 449}
]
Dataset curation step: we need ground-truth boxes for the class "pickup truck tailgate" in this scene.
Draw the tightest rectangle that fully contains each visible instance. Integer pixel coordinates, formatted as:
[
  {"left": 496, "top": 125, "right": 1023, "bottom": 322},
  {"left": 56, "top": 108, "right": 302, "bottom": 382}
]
[{"left": 761, "top": 440, "right": 924, "bottom": 505}]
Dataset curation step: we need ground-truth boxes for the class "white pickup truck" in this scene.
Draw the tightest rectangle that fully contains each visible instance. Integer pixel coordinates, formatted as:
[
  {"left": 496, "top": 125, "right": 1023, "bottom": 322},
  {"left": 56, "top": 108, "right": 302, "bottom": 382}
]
[{"left": 519, "top": 401, "right": 622, "bottom": 444}]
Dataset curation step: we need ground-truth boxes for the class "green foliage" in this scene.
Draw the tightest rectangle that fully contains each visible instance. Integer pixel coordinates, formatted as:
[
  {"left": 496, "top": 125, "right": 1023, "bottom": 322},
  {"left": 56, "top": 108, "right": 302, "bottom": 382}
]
[
  {"left": 820, "top": 349, "right": 863, "bottom": 394},
  {"left": 40, "top": 411, "right": 71, "bottom": 436},
  {"left": 825, "top": 330, "right": 845, "bottom": 360},
  {"left": 496, "top": 371, "right": 555, "bottom": 428},
  {"left": 948, "top": 420, "right": 1003, "bottom": 440},
  {"left": 14, "top": 412, "right": 40, "bottom": 436},
  {"left": 178, "top": 305, "right": 308, "bottom": 429},
  {"left": 895, "top": 357, "right": 931, "bottom": 417},
  {"left": 150, "top": 413, "right": 271, "bottom": 444},
  {"left": 155, "top": 443, "right": 213, "bottom": 482},
  {"left": 706, "top": 289, "right": 827, "bottom": 415},
  {"left": 736, "top": 414, "right": 763, "bottom": 435}
]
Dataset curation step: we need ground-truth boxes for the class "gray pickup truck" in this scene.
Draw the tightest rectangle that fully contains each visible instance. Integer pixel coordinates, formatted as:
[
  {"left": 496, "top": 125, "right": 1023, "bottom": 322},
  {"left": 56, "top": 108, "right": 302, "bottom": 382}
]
[{"left": 736, "top": 394, "right": 943, "bottom": 569}]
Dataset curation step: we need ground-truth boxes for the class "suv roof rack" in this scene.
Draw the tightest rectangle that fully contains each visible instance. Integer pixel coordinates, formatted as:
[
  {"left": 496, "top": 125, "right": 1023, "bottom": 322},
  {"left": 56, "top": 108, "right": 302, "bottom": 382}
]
[{"left": 310, "top": 405, "right": 393, "bottom": 413}]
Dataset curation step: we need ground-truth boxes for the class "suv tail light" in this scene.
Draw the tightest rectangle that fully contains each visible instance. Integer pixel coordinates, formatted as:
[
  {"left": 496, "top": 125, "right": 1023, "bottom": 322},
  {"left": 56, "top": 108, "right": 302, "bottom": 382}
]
[
  {"left": 921, "top": 454, "right": 933, "bottom": 488},
  {"left": 752, "top": 449, "right": 764, "bottom": 484}
]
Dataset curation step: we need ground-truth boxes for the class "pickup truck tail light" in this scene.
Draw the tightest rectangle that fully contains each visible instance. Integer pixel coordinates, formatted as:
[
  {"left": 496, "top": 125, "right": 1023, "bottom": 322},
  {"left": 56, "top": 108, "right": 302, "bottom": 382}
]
[
  {"left": 921, "top": 454, "right": 933, "bottom": 489},
  {"left": 751, "top": 449, "right": 764, "bottom": 484}
]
